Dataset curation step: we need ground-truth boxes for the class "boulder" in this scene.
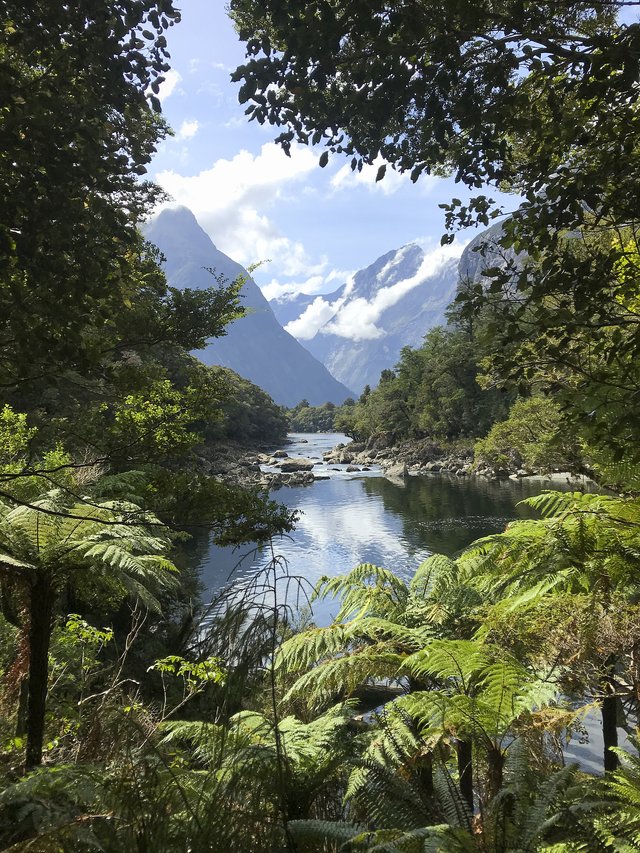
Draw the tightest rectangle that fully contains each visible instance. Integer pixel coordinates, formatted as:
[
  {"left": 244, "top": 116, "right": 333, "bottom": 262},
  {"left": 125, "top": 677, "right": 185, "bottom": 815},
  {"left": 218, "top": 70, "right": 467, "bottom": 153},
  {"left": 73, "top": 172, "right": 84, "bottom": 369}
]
[
  {"left": 384, "top": 462, "right": 408, "bottom": 483},
  {"left": 279, "top": 457, "right": 315, "bottom": 472},
  {"left": 285, "top": 471, "right": 315, "bottom": 485},
  {"left": 272, "top": 450, "right": 289, "bottom": 458},
  {"left": 346, "top": 465, "right": 360, "bottom": 472}
]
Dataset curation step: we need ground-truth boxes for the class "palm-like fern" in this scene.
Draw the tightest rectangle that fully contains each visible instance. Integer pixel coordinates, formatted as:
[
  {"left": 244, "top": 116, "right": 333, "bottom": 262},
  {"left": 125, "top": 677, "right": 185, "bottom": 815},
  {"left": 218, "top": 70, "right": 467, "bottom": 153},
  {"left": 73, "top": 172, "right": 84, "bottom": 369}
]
[
  {"left": 289, "top": 741, "right": 583, "bottom": 852},
  {"left": 278, "top": 557, "right": 484, "bottom": 712},
  {"left": 584, "top": 738, "right": 640, "bottom": 849},
  {"left": 459, "top": 491, "right": 640, "bottom": 774},
  {"left": 0, "top": 488, "right": 178, "bottom": 768},
  {"left": 163, "top": 702, "right": 357, "bottom": 831}
]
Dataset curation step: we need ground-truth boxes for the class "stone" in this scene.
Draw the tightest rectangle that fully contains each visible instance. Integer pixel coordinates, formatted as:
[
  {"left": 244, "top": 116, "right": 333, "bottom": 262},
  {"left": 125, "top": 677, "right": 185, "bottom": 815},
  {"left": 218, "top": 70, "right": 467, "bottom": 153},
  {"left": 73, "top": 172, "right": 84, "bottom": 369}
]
[
  {"left": 384, "top": 462, "right": 408, "bottom": 482},
  {"left": 285, "top": 471, "right": 315, "bottom": 485},
  {"left": 278, "top": 457, "right": 315, "bottom": 472},
  {"left": 272, "top": 450, "right": 289, "bottom": 458},
  {"left": 346, "top": 465, "right": 360, "bottom": 472}
]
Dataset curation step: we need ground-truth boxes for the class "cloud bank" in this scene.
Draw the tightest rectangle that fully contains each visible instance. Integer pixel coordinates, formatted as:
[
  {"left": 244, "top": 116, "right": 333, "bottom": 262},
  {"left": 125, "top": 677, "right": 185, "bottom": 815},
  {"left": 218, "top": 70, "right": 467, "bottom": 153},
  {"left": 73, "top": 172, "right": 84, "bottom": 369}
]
[
  {"left": 156, "top": 143, "right": 333, "bottom": 286},
  {"left": 285, "top": 242, "right": 463, "bottom": 342}
]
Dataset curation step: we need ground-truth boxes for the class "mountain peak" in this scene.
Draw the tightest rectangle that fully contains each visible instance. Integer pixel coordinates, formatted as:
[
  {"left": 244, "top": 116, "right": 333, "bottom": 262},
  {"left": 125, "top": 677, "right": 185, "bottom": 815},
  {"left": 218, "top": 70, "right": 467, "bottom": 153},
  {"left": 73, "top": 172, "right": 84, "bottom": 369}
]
[
  {"left": 270, "top": 241, "right": 462, "bottom": 393},
  {"left": 144, "top": 207, "right": 353, "bottom": 406}
]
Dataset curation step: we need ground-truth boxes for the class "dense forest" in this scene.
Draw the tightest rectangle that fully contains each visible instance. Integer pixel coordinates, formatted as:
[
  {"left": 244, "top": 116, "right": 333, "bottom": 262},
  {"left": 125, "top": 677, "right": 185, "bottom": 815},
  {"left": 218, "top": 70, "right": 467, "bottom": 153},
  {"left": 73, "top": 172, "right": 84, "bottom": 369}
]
[{"left": 2, "top": 0, "right": 640, "bottom": 851}]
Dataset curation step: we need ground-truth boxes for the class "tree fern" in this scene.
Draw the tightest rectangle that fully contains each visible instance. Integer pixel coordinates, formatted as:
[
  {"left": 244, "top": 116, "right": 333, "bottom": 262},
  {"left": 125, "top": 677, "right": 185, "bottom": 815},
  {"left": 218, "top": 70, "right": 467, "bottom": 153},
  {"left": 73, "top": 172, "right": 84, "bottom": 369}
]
[
  {"left": 288, "top": 817, "right": 363, "bottom": 847},
  {"left": 314, "top": 564, "right": 409, "bottom": 622},
  {"left": 283, "top": 647, "right": 407, "bottom": 706},
  {"left": 0, "top": 487, "right": 178, "bottom": 768}
]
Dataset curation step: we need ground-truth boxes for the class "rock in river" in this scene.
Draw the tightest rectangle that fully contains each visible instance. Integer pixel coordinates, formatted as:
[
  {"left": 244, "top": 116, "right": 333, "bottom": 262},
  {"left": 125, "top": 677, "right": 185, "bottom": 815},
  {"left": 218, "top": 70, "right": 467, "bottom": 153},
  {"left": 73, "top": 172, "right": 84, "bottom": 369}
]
[{"left": 278, "top": 457, "right": 316, "bottom": 472}]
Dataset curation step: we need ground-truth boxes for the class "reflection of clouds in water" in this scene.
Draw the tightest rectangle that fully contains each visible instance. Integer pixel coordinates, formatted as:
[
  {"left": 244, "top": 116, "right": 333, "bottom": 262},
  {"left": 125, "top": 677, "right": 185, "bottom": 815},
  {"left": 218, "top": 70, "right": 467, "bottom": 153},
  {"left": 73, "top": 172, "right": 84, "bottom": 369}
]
[
  {"left": 256, "top": 479, "right": 432, "bottom": 596},
  {"left": 197, "top": 432, "right": 582, "bottom": 623},
  {"left": 296, "top": 498, "right": 419, "bottom": 569}
]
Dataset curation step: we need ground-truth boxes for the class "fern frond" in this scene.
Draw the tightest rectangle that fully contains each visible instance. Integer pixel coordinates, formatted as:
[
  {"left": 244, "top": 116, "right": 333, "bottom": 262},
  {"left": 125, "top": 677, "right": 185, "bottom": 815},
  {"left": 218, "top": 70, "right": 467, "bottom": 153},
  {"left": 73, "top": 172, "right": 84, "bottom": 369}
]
[
  {"left": 313, "top": 564, "right": 409, "bottom": 622},
  {"left": 409, "top": 555, "right": 457, "bottom": 598},
  {"left": 283, "top": 647, "right": 406, "bottom": 705},
  {"left": 432, "top": 765, "right": 473, "bottom": 831},
  {"left": 288, "top": 818, "right": 363, "bottom": 846}
]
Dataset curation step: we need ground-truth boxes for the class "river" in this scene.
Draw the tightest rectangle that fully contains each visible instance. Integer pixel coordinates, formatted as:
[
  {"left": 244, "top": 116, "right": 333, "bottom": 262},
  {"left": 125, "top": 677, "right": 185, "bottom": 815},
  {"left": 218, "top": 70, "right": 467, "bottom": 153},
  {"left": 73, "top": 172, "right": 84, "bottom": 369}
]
[
  {"left": 184, "top": 432, "right": 633, "bottom": 771},
  {"left": 192, "top": 432, "right": 598, "bottom": 624},
  {"left": 185, "top": 432, "right": 626, "bottom": 772}
]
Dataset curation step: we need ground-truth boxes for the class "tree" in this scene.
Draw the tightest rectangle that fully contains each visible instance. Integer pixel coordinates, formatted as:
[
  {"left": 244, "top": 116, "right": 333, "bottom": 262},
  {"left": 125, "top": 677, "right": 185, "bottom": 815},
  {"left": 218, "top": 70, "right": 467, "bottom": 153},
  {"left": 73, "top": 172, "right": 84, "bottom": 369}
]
[
  {"left": 333, "top": 326, "right": 508, "bottom": 443},
  {"left": 474, "top": 396, "right": 582, "bottom": 475},
  {"left": 229, "top": 1, "right": 640, "bottom": 456},
  {"left": 0, "top": 0, "right": 180, "bottom": 387},
  {"left": 0, "top": 489, "right": 178, "bottom": 768},
  {"left": 465, "top": 491, "right": 640, "bottom": 773},
  {"left": 277, "top": 558, "right": 485, "bottom": 805}
]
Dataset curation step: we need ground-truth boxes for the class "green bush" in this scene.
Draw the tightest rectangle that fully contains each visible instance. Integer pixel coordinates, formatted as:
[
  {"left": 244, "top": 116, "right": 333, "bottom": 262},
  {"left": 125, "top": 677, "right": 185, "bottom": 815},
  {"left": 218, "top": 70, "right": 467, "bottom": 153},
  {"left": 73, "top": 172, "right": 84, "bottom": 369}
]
[{"left": 474, "top": 397, "right": 581, "bottom": 473}]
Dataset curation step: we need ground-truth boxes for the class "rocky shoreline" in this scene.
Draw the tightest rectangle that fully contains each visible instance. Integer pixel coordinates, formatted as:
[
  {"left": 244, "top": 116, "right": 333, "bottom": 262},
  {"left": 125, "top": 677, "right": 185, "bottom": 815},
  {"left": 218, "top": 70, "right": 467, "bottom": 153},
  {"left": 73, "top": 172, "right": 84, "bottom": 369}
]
[
  {"left": 195, "top": 440, "right": 324, "bottom": 489},
  {"left": 323, "top": 434, "right": 594, "bottom": 487},
  {"left": 196, "top": 434, "right": 593, "bottom": 491}
]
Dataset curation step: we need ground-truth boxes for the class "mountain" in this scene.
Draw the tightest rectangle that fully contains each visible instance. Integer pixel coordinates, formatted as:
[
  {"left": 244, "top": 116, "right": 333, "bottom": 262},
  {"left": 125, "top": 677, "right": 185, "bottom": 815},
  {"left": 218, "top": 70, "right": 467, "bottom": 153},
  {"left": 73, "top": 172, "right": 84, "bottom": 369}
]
[
  {"left": 144, "top": 207, "right": 353, "bottom": 407},
  {"left": 270, "top": 242, "right": 461, "bottom": 394},
  {"left": 457, "top": 222, "right": 506, "bottom": 283}
]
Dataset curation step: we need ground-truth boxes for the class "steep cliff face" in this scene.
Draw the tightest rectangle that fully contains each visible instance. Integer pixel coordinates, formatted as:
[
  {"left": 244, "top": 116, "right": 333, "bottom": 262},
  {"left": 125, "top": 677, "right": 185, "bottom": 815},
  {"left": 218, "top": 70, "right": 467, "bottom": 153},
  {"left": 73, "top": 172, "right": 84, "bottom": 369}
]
[
  {"left": 145, "top": 207, "right": 353, "bottom": 407},
  {"left": 270, "top": 242, "right": 461, "bottom": 394},
  {"left": 457, "top": 222, "right": 506, "bottom": 283}
]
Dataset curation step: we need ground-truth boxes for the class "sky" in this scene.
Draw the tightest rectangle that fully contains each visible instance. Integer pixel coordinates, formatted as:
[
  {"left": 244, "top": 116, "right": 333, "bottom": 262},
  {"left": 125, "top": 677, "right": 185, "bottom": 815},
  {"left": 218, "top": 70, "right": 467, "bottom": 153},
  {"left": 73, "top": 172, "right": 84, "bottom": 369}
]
[{"left": 149, "top": 1, "right": 513, "bottom": 302}]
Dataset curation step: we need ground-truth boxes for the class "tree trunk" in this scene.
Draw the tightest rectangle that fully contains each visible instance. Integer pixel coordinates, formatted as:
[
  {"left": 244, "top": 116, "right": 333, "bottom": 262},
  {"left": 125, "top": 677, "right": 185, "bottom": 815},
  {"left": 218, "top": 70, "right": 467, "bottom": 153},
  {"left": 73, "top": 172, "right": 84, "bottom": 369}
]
[
  {"left": 15, "top": 678, "right": 28, "bottom": 738},
  {"left": 602, "top": 654, "right": 619, "bottom": 774},
  {"left": 456, "top": 738, "right": 473, "bottom": 813},
  {"left": 25, "top": 573, "right": 54, "bottom": 770},
  {"left": 486, "top": 745, "right": 504, "bottom": 802},
  {"left": 416, "top": 749, "right": 434, "bottom": 800}
]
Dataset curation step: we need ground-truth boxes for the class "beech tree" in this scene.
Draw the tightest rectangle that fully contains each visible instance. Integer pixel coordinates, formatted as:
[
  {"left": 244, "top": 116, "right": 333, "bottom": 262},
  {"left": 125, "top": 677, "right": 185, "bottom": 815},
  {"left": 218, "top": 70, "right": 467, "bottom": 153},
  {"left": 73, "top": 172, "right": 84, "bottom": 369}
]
[{"left": 0, "top": 0, "right": 180, "bottom": 386}]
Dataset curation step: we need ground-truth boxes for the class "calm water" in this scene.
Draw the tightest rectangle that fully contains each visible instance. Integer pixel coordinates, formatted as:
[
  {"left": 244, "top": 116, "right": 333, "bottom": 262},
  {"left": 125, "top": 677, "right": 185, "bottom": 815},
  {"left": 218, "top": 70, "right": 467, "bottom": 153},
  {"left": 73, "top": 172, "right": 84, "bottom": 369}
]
[
  {"left": 193, "top": 433, "right": 595, "bottom": 624},
  {"left": 188, "top": 432, "right": 623, "bottom": 772}
]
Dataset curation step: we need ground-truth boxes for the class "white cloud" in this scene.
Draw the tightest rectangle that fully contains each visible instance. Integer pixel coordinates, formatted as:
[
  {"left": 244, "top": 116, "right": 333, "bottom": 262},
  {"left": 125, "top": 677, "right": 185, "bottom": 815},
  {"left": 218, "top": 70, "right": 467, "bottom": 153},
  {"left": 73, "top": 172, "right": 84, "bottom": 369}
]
[
  {"left": 176, "top": 119, "right": 200, "bottom": 141},
  {"left": 158, "top": 69, "right": 182, "bottom": 103},
  {"left": 286, "top": 296, "right": 342, "bottom": 340},
  {"left": 312, "top": 243, "right": 464, "bottom": 341},
  {"left": 262, "top": 268, "right": 353, "bottom": 302},
  {"left": 156, "top": 142, "right": 324, "bottom": 281}
]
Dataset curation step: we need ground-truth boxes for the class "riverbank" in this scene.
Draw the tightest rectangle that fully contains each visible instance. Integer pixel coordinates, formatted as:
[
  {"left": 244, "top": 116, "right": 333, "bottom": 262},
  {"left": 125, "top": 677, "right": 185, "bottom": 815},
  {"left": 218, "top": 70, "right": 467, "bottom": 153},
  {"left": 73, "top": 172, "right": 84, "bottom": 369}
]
[
  {"left": 324, "top": 434, "right": 595, "bottom": 487},
  {"left": 196, "top": 433, "right": 595, "bottom": 492},
  {"left": 196, "top": 438, "right": 333, "bottom": 489}
]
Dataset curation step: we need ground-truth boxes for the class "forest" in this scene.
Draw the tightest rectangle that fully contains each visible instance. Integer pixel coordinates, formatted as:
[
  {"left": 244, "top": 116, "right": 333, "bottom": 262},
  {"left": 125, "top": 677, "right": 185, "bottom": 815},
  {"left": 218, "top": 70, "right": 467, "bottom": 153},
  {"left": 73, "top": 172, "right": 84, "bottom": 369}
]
[{"left": 1, "top": 0, "right": 640, "bottom": 850}]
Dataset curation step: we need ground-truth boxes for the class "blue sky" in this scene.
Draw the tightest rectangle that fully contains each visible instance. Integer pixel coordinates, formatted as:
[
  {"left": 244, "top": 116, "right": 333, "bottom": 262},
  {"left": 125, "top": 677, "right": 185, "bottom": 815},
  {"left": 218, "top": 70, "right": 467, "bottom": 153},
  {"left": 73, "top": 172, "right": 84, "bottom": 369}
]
[{"left": 150, "top": 1, "right": 514, "bottom": 301}]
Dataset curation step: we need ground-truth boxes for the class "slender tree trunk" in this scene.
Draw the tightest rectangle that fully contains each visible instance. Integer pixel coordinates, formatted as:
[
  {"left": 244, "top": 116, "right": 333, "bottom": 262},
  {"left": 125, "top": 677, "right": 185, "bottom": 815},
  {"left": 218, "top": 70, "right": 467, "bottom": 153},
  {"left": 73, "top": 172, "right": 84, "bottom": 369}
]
[
  {"left": 25, "top": 573, "right": 54, "bottom": 770},
  {"left": 416, "top": 750, "right": 434, "bottom": 800},
  {"left": 602, "top": 654, "right": 619, "bottom": 774},
  {"left": 486, "top": 745, "right": 504, "bottom": 802},
  {"left": 15, "top": 678, "right": 28, "bottom": 738},
  {"left": 457, "top": 738, "right": 473, "bottom": 813}
]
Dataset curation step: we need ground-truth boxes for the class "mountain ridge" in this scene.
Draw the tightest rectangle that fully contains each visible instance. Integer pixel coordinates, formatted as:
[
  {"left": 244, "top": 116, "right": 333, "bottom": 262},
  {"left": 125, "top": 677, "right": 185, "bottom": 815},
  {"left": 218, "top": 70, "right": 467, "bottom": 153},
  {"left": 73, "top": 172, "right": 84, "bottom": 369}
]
[
  {"left": 270, "top": 241, "right": 462, "bottom": 394},
  {"left": 145, "top": 207, "right": 354, "bottom": 407}
]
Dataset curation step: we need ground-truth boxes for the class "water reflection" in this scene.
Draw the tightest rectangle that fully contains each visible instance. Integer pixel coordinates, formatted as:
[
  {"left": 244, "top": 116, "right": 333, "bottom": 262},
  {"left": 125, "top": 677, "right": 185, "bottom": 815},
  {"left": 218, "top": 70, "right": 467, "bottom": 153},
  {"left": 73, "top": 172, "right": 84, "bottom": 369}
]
[
  {"left": 184, "top": 433, "right": 614, "bottom": 771},
  {"left": 189, "top": 434, "right": 598, "bottom": 625}
]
